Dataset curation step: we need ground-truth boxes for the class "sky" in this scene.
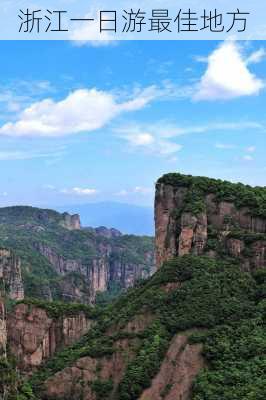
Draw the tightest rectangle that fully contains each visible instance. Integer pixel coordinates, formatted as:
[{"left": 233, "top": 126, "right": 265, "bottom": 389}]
[{"left": 0, "top": 39, "right": 265, "bottom": 208}]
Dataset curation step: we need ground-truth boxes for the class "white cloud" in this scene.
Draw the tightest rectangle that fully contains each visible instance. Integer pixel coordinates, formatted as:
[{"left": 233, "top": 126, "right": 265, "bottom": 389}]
[
  {"left": 1, "top": 192, "right": 7, "bottom": 197},
  {"left": 194, "top": 41, "right": 264, "bottom": 101},
  {"left": 246, "top": 146, "right": 256, "bottom": 153},
  {"left": 134, "top": 186, "right": 153, "bottom": 194},
  {"left": 0, "top": 87, "right": 158, "bottom": 138},
  {"left": 243, "top": 155, "right": 254, "bottom": 161},
  {"left": 246, "top": 48, "right": 266, "bottom": 64},
  {"left": 0, "top": 80, "right": 55, "bottom": 115},
  {"left": 116, "top": 123, "right": 183, "bottom": 156},
  {"left": 69, "top": 9, "right": 116, "bottom": 47},
  {"left": 61, "top": 187, "right": 98, "bottom": 196},
  {"left": 125, "top": 132, "right": 155, "bottom": 146},
  {"left": 215, "top": 143, "right": 236, "bottom": 149},
  {"left": 116, "top": 120, "right": 262, "bottom": 156},
  {"left": 0, "top": 150, "right": 64, "bottom": 161},
  {"left": 115, "top": 187, "right": 153, "bottom": 197}
]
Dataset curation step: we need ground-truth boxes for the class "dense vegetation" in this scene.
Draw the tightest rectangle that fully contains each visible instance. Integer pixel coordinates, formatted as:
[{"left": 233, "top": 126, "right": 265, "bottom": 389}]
[
  {"left": 191, "top": 277, "right": 266, "bottom": 399},
  {"left": 20, "top": 255, "right": 266, "bottom": 400},
  {"left": 0, "top": 206, "right": 154, "bottom": 301},
  {"left": 0, "top": 356, "right": 36, "bottom": 400},
  {"left": 15, "top": 298, "right": 102, "bottom": 319},
  {"left": 157, "top": 173, "right": 266, "bottom": 217}
]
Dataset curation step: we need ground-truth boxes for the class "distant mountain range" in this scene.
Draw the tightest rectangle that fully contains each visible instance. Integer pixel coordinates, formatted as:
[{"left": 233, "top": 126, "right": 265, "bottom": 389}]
[{"left": 55, "top": 202, "right": 154, "bottom": 235}]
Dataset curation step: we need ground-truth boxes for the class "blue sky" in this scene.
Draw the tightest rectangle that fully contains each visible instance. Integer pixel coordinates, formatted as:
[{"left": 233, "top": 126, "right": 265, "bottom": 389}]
[{"left": 0, "top": 40, "right": 265, "bottom": 208}]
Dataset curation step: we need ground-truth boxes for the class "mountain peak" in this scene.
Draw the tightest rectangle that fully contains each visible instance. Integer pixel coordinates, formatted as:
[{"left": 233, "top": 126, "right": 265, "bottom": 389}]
[
  {"left": 0, "top": 206, "right": 81, "bottom": 231},
  {"left": 155, "top": 172, "right": 266, "bottom": 269}
]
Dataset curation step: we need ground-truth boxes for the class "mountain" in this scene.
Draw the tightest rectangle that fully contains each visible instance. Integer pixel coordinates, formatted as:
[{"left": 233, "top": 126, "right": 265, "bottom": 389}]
[
  {"left": 155, "top": 172, "right": 266, "bottom": 269},
  {"left": 0, "top": 206, "right": 155, "bottom": 304},
  {"left": 24, "top": 256, "right": 265, "bottom": 400},
  {"left": 1, "top": 173, "right": 266, "bottom": 400},
  {"left": 55, "top": 202, "right": 154, "bottom": 236}
]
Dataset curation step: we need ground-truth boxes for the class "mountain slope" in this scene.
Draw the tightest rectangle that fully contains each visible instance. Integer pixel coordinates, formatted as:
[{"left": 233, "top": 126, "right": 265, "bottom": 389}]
[
  {"left": 0, "top": 206, "right": 155, "bottom": 304},
  {"left": 23, "top": 256, "right": 266, "bottom": 400}
]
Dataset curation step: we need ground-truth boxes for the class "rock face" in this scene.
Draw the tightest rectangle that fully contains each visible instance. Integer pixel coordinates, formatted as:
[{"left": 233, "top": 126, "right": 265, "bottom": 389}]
[
  {"left": 36, "top": 242, "right": 155, "bottom": 304},
  {"left": 139, "top": 333, "right": 204, "bottom": 400},
  {"left": 0, "top": 297, "right": 6, "bottom": 357},
  {"left": 40, "top": 319, "right": 204, "bottom": 400},
  {"left": 43, "top": 347, "right": 131, "bottom": 400},
  {"left": 155, "top": 175, "right": 266, "bottom": 270},
  {"left": 93, "top": 226, "right": 122, "bottom": 238},
  {"left": 0, "top": 249, "right": 24, "bottom": 357},
  {"left": 155, "top": 183, "right": 210, "bottom": 266},
  {"left": 42, "top": 319, "right": 150, "bottom": 400},
  {"left": 0, "top": 249, "right": 24, "bottom": 301},
  {"left": 7, "top": 303, "right": 92, "bottom": 371},
  {"left": 61, "top": 213, "right": 81, "bottom": 230}
]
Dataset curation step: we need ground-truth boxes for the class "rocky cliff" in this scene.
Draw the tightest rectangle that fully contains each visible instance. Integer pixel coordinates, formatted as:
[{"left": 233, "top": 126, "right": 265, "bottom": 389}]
[
  {"left": 60, "top": 212, "right": 81, "bottom": 230},
  {"left": 0, "top": 206, "right": 155, "bottom": 304},
  {"left": 0, "top": 248, "right": 24, "bottom": 301},
  {"left": 0, "top": 248, "right": 24, "bottom": 360},
  {"left": 34, "top": 238, "right": 154, "bottom": 304},
  {"left": 0, "top": 293, "right": 6, "bottom": 358},
  {"left": 155, "top": 173, "right": 266, "bottom": 270},
  {"left": 7, "top": 302, "right": 93, "bottom": 372}
]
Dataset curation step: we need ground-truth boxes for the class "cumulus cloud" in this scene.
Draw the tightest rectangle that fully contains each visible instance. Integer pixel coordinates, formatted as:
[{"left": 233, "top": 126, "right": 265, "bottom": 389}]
[
  {"left": 0, "top": 87, "right": 158, "bottom": 138},
  {"left": 194, "top": 41, "right": 265, "bottom": 101}
]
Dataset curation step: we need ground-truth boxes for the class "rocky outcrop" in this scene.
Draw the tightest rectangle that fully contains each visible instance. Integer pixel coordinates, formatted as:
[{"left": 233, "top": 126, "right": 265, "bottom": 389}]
[
  {"left": 155, "top": 184, "right": 210, "bottom": 266},
  {"left": 139, "top": 333, "right": 204, "bottom": 400},
  {"left": 0, "top": 249, "right": 24, "bottom": 301},
  {"left": 155, "top": 177, "right": 266, "bottom": 271},
  {"left": 178, "top": 212, "right": 207, "bottom": 257},
  {"left": 43, "top": 327, "right": 143, "bottom": 399},
  {"left": 0, "top": 249, "right": 24, "bottom": 357},
  {"left": 94, "top": 226, "right": 122, "bottom": 238},
  {"left": 0, "top": 298, "right": 6, "bottom": 357},
  {"left": 7, "top": 303, "right": 92, "bottom": 371},
  {"left": 60, "top": 213, "right": 81, "bottom": 230}
]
